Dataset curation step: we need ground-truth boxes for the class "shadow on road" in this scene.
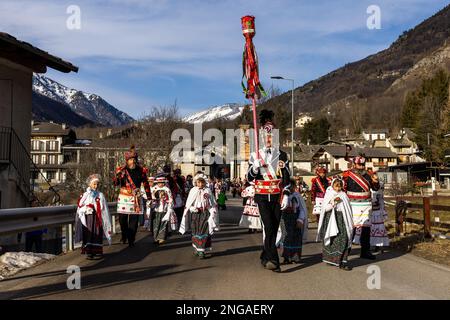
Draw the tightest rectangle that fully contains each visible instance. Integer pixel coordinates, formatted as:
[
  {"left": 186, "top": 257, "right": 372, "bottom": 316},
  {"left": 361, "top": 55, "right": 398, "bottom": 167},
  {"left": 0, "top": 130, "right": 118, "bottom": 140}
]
[
  {"left": 212, "top": 245, "right": 262, "bottom": 258},
  {"left": 1, "top": 264, "right": 212, "bottom": 300}
]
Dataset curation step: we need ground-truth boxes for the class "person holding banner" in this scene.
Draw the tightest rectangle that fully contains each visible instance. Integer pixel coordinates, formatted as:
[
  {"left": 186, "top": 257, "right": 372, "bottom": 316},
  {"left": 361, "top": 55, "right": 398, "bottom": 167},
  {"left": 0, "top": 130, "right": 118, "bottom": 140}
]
[
  {"left": 247, "top": 109, "right": 291, "bottom": 273},
  {"left": 343, "top": 153, "right": 379, "bottom": 260}
]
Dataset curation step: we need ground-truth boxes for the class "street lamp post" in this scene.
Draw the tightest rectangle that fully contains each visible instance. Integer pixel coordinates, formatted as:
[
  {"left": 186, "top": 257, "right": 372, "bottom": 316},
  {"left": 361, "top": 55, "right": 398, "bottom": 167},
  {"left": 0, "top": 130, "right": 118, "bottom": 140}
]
[{"left": 271, "top": 76, "right": 295, "bottom": 174}]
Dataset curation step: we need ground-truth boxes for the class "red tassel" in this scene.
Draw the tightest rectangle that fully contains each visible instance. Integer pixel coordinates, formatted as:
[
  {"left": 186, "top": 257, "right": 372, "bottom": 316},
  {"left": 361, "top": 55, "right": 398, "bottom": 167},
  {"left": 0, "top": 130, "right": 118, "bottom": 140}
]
[{"left": 95, "top": 198, "right": 102, "bottom": 228}]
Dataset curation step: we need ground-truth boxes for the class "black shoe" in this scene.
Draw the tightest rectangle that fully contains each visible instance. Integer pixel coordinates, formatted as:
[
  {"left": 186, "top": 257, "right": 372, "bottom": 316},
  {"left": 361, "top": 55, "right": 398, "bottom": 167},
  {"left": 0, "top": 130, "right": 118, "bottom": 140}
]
[
  {"left": 265, "top": 261, "right": 278, "bottom": 270},
  {"left": 128, "top": 242, "right": 135, "bottom": 247},
  {"left": 292, "top": 256, "right": 301, "bottom": 264},
  {"left": 272, "top": 267, "right": 282, "bottom": 273},
  {"left": 339, "top": 263, "right": 353, "bottom": 271},
  {"left": 361, "top": 253, "right": 376, "bottom": 260}
]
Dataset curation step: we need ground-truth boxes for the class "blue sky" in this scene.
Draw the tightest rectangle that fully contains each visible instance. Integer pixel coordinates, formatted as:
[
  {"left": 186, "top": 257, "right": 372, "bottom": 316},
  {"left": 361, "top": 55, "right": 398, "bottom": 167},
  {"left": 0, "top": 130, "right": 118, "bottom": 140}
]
[{"left": 1, "top": 0, "right": 449, "bottom": 118}]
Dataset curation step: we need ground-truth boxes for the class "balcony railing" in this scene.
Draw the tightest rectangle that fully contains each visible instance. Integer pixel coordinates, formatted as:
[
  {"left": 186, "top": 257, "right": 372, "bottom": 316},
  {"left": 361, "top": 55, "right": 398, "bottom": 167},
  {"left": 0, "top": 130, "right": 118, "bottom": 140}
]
[{"left": 0, "top": 126, "right": 60, "bottom": 206}]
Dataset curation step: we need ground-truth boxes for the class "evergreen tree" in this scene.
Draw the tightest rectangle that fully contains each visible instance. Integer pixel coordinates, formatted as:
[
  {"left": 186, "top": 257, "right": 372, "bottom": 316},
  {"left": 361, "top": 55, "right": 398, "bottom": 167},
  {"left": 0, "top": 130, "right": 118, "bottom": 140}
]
[{"left": 403, "top": 69, "right": 450, "bottom": 162}]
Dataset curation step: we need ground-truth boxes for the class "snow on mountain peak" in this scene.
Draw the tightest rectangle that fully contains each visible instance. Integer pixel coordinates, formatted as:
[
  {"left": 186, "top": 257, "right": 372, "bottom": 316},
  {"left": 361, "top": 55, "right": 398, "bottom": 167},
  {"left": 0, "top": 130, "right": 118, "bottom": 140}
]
[
  {"left": 182, "top": 103, "right": 244, "bottom": 123},
  {"left": 32, "top": 74, "right": 134, "bottom": 126}
]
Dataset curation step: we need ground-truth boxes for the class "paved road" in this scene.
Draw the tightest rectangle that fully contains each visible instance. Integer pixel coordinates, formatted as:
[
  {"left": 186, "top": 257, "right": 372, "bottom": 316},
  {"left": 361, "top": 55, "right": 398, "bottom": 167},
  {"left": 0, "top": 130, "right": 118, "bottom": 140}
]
[{"left": 1, "top": 196, "right": 449, "bottom": 300}]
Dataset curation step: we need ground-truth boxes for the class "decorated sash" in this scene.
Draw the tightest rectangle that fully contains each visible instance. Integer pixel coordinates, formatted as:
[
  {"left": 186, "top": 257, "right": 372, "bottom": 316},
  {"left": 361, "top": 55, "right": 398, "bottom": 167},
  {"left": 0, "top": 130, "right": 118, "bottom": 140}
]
[
  {"left": 255, "top": 150, "right": 281, "bottom": 195},
  {"left": 125, "top": 169, "right": 141, "bottom": 213},
  {"left": 314, "top": 177, "right": 327, "bottom": 194},
  {"left": 348, "top": 171, "right": 370, "bottom": 192}
]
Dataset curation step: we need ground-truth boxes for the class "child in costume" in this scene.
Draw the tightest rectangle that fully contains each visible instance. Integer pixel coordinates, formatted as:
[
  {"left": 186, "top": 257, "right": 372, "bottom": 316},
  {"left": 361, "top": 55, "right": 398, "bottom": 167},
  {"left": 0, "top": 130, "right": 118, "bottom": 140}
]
[
  {"left": 239, "top": 183, "right": 262, "bottom": 233},
  {"left": 179, "top": 174, "right": 218, "bottom": 259},
  {"left": 317, "top": 178, "right": 354, "bottom": 270},
  {"left": 278, "top": 179, "right": 307, "bottom": 264},
  {"left": 75, "top": 174, "right": 112, "bottom": 259},
  {"left": 151, "top": 174, "right": 177, "bottom": 245},
  {"left": 217, "top": 190, "right": 227, "bottom": 210},
  {"left": 370, "top": 181, "right": 390, "bottom": 249}
]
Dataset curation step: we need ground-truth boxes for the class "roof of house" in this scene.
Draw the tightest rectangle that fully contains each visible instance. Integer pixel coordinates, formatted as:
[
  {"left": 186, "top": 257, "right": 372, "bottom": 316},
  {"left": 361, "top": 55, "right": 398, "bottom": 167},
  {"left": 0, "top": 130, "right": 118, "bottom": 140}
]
[
  {"left": 390, "top": 138, "right": 412, "bottom": 148},
  {"left": 401, "top": 128, "right": 417, "bottom": 140},
  {"left": 339, "top": 134, "right": 365, "bottom": 142},
  {"left": 317, "top": 145, "right": 398, "bottom": 158},
  {"left": 293, "top": 168, "right": 315, "bottom": 176},
  {"left": 0, "top": 32, "right": 78, "bottom": 73},
  {"left": 31, "top": 122, "right": 71, "bottom": 136},
  {"left": 362, "top": 129, "right": 389, "bottom": 134}
]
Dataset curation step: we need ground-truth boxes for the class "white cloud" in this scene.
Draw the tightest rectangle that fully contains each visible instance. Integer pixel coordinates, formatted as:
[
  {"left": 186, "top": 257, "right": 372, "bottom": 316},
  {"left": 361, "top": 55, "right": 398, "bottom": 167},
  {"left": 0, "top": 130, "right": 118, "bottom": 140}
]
[{"left": 2, "top": 0, "right": 448, "bottom": 116}]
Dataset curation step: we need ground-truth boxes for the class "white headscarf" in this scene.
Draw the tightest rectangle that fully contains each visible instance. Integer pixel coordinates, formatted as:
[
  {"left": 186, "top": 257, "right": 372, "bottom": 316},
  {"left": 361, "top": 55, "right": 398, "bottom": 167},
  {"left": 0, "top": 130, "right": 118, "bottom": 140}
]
[{"left": 316, "top": 178, "right": 354, "bottom": 247}]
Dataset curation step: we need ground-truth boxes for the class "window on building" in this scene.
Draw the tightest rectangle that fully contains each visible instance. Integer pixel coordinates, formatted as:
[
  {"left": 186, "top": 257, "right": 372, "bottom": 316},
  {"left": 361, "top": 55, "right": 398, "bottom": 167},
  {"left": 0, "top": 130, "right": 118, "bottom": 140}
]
[
  {"left": 31, "top": 140, "right": 40, "bottom": 151},
  {"left": 335, "top": 163, "right": 339, "bottom": 171},
  {"left": 41, "top": 155, "right": 47, "bottom": 165},
  {"left": 46, "top": 171, "right": 56, "bottom": 181},
  {"left": 48, "top": 140, "right": 58, "bottom": 151},
  {"left": 32, "top": 155, "right": 40, "bottom": 164},
  {"left": 48, "top": 155, "right": 57, "bottom": 165}
]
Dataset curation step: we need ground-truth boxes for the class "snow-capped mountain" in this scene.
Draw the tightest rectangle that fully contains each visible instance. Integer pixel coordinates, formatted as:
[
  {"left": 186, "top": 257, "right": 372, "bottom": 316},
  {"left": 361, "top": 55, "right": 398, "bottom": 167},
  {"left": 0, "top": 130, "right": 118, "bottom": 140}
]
[
  {"left": 182, "top": 103, "right": 244, "bottom": 123},
  {"left": 32, "top": 74, "right": 134, "bottom": 127}
]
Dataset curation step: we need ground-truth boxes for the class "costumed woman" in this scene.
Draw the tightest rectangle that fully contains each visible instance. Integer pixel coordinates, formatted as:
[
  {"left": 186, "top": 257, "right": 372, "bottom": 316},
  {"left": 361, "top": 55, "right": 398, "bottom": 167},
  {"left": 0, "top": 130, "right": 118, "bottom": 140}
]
[
  {"left": 75, "top": 174, "right": 112, "bottom": 259},
  {"left": 311, "top": 167, "right": 331, "bottom": 224},
  {"left": 239, "top": 182, "right": 262, "bottom": 233},
  {"left": 342, "top": 152, "right": 380, "bottom": 260},
  {"left": 370, "top": 181, "right": 390, "bottom": 250},
  {"left": 113, "top": 145, "right": 152, "bottom": 247},
  {"left": 278, "top": 179, "right": 307, "bottom": 264},
  {"left": 144, "top": 176, "right": 155, "bottom": 231},
  {"left": 317, "top": 178, "right": 354, "bottom": 270},
  {"left": 151, "top": 174, "right": 177, "bottom": 245},
  {"left": 179, "top": 174, "right": 218, "bottom": 259}
]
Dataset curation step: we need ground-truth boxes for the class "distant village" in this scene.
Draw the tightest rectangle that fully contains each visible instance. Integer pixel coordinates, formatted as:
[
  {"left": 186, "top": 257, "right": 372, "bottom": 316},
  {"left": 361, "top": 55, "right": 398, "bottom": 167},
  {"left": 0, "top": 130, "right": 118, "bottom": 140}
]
[
  {"left": 26, "top": 111, "right": 450, "bottom": 204},
  {"left": 1, "top": 31, "right": 449, "bottom": 209}
]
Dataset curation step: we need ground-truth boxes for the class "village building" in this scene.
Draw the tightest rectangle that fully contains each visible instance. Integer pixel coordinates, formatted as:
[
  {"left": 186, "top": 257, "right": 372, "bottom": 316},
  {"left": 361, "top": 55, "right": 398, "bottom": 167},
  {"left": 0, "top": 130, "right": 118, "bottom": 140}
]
[
  {"left": 31, "top": 121, "right": 76, "bottom": 187},
  {"left": 0, "top": 32, "right": 77, "bottom": 209},
  {"left": 295, "top": 113, "right": 313, "bottom": 128},
  {"left": 362, "top": 129, "right": 389, "bottom": 142},
  {"left": 387, "top": 128, "right": 425, "bottom": 163}
]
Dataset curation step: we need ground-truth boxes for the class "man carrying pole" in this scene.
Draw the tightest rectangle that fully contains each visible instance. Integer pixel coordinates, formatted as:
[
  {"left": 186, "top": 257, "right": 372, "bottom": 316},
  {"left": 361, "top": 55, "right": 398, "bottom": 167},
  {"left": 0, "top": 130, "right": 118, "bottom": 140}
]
[{"left": 241, "top": 16, "right": 291, "bottom": 273}]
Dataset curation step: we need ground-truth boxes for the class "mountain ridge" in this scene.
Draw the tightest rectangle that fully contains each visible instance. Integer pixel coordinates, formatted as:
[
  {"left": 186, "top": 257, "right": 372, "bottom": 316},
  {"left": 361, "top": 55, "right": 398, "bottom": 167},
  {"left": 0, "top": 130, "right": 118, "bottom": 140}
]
[
  {"left": 182, "top": 103, "right": 243, "bottom": 123},
  {"left": 32, "top": 74, "right": 134, "bottom": 127},
  {"left": 258, "top": 4, "right": 450, "bottom": 133}
]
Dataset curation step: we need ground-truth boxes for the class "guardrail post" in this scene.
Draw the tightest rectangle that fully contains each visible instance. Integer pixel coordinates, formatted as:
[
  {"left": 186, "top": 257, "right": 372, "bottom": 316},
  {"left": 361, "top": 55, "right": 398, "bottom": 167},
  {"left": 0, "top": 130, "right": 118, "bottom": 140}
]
[
  {"left": 112, "top": 216, "right": 116, "bottom": 234},
  {"left": 423, "top": 197, "right": 432, "bottom": 239},
  {"left": 66, "top": 223, "right": 73, "bottom": 251}
]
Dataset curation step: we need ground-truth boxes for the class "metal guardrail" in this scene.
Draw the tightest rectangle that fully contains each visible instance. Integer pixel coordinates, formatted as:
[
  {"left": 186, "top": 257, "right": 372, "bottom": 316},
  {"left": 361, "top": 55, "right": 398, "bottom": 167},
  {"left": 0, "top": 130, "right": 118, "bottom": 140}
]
[{"left": 0, "top": 202, "right": 118, "bottom": 252}]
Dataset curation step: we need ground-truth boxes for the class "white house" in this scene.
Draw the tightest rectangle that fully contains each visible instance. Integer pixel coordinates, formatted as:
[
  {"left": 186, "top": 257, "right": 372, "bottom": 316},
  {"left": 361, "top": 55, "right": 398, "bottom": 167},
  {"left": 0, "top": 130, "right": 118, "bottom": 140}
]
[
  {"left": 295, "top": 113, "right": 313, "bottom": 128},
  {"left": 362, "top": 129, "right": 389, "bottom": 142}
]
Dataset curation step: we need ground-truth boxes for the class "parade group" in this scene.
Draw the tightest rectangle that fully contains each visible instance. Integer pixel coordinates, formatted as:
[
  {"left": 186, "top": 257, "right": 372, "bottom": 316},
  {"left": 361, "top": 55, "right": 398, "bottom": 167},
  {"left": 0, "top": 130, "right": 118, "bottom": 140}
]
[{"left": 75, "top": 109, "right": 390, "bottom": 273}]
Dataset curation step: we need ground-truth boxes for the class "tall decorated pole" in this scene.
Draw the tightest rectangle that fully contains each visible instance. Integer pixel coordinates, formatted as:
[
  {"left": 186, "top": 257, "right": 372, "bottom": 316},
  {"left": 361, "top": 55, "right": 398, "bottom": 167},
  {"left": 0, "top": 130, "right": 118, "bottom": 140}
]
[{"left": 241, "top": 15, "right": 266, "bottom": 159}]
